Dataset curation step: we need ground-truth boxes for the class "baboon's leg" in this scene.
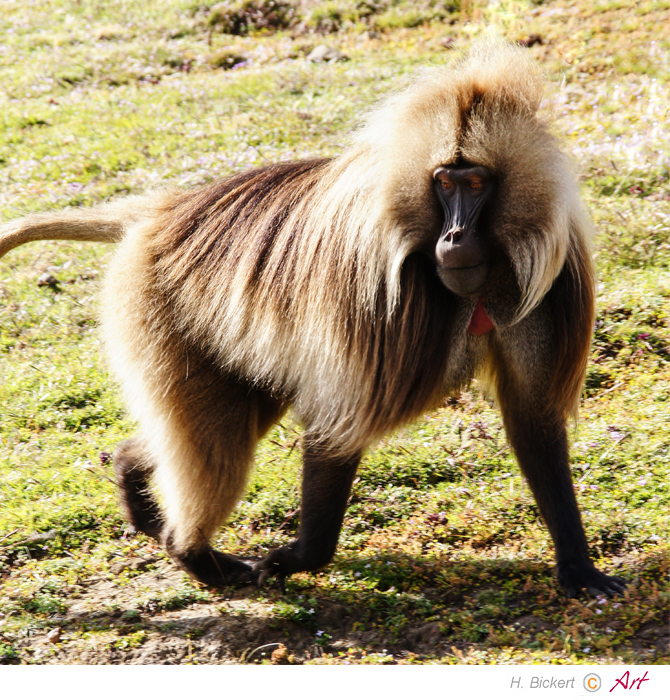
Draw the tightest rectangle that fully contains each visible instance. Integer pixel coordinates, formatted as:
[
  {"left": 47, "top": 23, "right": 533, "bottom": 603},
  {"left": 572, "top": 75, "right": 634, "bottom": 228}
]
[
  {"left": 500, "top": 407, "right": 626, "bottom": 595},
  {"left": 113, "top": 438, "right": 162, "bottom": 539},
  {"left": 103, "top": 232, "right": 285, "bottom": 586},
  {"left": 114, "top": 342, "right": 286, "bottom": 587},
  {"left": 493, "top": 321, "right": 626, "bottom": 597},
  {"left": 154, "top": 374, "right": 286, "bottom": 587},
  {"left": 255, "top": 444, "right": 361, "bottom": 584}
]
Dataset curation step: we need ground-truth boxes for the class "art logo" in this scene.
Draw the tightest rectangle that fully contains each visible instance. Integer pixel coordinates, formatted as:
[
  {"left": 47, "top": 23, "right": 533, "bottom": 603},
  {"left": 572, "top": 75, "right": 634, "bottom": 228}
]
[{"left": 609, "top": 671, "right": 650, "bottom": 692}]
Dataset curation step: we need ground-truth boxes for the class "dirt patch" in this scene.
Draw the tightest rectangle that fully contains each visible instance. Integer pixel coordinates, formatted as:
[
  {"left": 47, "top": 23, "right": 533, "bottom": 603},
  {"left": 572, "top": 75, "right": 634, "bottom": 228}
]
[{"left": 5, "top": 558, "right": 410, "bottom": 664}]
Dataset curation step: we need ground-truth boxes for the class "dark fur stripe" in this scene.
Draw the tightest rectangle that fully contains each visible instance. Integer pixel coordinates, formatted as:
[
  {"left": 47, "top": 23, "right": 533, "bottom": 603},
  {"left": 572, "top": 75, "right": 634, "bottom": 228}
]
[{"left": 546, "top": 236, "right": 596, "bottom": 418}]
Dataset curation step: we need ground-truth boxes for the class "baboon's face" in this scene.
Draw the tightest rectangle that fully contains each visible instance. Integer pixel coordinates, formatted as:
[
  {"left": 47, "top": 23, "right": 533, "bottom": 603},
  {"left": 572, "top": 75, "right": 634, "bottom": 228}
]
[{"left": 433, "top": 165, "right": 494, "bottom": 297}]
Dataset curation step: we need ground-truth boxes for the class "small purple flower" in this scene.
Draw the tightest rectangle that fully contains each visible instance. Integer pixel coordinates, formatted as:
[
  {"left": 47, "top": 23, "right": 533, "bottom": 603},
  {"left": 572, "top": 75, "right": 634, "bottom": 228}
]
[{"left": 607, "top": 426, "right": 625, "bottom": 441}]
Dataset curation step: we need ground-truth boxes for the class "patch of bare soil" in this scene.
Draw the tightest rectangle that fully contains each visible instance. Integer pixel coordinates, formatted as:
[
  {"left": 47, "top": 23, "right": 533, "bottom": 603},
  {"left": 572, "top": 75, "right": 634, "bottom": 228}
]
[{"left": 8, "top": 557, "right": 449, "bottom": 664}]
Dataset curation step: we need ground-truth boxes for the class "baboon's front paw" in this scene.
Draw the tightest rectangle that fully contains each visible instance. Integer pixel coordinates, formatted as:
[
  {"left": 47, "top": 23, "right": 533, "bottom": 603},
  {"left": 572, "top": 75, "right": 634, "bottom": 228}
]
[
  {"left": 558, "top": 561, "right": 627, "bottom": 598},
  {"left": 253, "top": 546, "right": 299, "bottom": 588}
]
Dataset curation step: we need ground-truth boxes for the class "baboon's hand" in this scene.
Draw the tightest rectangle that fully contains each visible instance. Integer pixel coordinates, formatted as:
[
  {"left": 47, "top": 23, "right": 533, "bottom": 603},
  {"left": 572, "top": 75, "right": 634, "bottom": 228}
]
[
  {"left": 558, "top": 561, "right": 627, "bottom": 598},
  {"left": 253, "top": 549, "right": 290, "bottom": 588},
  {"left": 253, "top": 544, "right": 311, "bottom": 589}
]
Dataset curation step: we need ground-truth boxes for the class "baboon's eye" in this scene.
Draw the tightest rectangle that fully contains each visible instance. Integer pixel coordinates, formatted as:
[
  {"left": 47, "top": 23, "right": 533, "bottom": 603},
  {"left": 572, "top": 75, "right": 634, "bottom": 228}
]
[
  {"left": 469, "top": 179, "right": 483, "bottom": 191},
  {"left": 440, "top": 179, "right": 454, "bottom": 189}
]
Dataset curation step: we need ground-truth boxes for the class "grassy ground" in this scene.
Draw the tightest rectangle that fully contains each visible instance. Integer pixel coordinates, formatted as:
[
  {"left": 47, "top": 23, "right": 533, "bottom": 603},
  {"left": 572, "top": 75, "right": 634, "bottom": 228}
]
[{"left": 0, "top": 0, "right": 668, "bottom": 665}]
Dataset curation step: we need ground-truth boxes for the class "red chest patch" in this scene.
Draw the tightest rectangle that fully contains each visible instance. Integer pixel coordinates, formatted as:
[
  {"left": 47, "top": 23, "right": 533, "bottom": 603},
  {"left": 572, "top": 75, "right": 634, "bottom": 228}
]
[{"left": 467, "top": 298, "right": 495, "bottom": 336}]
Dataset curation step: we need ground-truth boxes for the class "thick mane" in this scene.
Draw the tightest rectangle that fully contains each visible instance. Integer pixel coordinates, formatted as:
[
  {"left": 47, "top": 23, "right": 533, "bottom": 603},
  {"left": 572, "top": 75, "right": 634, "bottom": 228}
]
[{"left": 142, "top": 160, "right": 454, "bottom": 453}]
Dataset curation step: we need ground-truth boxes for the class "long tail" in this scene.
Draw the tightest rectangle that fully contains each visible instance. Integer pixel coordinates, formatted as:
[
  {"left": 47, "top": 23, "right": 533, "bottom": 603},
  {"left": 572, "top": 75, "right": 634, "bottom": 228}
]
[{"left": 0, "top": 192, "right": 167, "bottom": 259}]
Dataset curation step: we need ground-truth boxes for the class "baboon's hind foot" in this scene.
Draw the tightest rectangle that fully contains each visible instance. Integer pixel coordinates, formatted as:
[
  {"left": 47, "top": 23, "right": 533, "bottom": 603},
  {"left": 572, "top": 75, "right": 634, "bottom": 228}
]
[
  {"left": 113, "top": 438, "right": 163, "bottom": 539},
  {"left": 164, "top": 533, "right": 258, "bottom": 587}
]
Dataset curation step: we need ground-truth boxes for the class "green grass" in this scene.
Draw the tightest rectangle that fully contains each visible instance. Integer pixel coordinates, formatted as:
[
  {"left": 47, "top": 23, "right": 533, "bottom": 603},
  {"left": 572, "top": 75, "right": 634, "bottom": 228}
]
[{"left": 0, "top": 0, "right": 668, "bottom": 665}]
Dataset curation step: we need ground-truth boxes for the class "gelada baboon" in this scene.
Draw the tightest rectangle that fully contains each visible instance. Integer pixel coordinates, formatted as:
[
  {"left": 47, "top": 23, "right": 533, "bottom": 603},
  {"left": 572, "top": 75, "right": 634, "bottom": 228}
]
[{"left": 0, "top": 43, "right": 626, "bottom": 597}]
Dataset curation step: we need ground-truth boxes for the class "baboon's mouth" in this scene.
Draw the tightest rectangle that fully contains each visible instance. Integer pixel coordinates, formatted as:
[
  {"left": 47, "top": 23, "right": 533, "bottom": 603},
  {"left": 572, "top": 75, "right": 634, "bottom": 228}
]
[
  {"left": 443, "top": 262, "right": 485, "bottom": 271},
  {"left": 437, "top": 261, "right": 488, "bottom": 297}
]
